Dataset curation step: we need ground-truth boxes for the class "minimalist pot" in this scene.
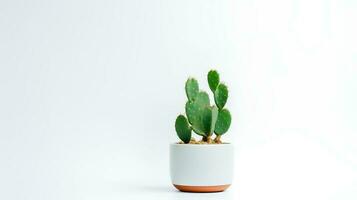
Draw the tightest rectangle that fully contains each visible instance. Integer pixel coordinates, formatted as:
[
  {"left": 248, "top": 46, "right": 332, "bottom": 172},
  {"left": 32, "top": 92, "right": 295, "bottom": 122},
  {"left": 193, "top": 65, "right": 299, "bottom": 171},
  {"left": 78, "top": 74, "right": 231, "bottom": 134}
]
[{"left": 170, "top": 143, "right": 234, "bottom": 193}]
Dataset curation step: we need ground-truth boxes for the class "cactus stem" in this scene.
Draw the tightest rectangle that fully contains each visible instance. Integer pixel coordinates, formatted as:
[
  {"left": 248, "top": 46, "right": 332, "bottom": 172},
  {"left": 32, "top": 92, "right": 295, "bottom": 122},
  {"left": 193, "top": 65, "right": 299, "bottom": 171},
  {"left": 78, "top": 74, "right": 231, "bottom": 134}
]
[
  {"left": 202, "top": 136, "right": 213, "bottom": 143},
  {"left": 214, "top": 135, "right": 222, "bottom": 144}
]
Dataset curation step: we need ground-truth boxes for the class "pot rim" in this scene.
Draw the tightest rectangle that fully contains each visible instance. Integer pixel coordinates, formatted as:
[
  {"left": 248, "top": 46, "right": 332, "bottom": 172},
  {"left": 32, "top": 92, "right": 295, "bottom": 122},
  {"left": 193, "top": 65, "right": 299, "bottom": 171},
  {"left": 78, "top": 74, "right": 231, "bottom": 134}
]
[{"left": 170, "top": 143, "right": 233, "bottom": 147}]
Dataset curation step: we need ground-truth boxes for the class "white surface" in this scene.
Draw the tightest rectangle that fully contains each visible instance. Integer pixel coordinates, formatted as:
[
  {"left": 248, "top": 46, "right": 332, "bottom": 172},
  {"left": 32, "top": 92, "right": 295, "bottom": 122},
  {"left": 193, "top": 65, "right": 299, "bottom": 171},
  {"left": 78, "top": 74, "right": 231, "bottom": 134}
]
[
  {"left": 0, "top": 0, "right": 357, "bottom": 199},
  {"left": 170, "top": 143, "right": 234, "bottom": 186}
]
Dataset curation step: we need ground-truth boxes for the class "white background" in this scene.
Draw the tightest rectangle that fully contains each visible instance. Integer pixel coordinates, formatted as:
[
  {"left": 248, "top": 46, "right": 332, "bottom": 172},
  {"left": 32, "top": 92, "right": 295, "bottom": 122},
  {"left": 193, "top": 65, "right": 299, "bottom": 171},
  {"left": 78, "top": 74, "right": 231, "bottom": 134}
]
[{"left": 1, "top": 0, "right": 357, "bottom": 199}]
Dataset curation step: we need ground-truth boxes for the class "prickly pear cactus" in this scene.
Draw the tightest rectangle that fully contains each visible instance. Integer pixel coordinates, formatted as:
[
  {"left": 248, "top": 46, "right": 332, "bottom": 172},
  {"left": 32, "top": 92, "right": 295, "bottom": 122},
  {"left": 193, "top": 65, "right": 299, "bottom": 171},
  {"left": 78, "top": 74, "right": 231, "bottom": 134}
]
[
  {"left": 214, "top": 108, "right": 231, "bottom": 135},
  {"left": 185, "top": 91, "right": 209, "bottom": 123},
  {"left": 207, "top": 71, "right": 231, "bottom": 142},
  {"left": 175, "top": 70, "right": 232, "bottom": 144},
  {"left": 185, "top": 91, "right": 211, "bottom": 136},
  {"left": 214, "top": 83, "right": 228, "bottom": 110},
  {"left": 175, "top": 115, "right": 192, "bottom": 143},
  {"left": 185, "top": 78, "right": 199, "bottom": 102},
  {"left": 208, "top": 70, "right": 220, "bottom": 92}
]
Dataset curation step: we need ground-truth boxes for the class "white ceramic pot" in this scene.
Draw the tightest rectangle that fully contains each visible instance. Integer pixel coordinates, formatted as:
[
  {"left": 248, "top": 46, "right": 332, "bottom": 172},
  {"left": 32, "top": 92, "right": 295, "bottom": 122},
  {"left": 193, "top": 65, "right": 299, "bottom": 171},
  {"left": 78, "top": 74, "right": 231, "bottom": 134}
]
[{"left": 170, "top": 143, "right": 234, "bottom": 192}]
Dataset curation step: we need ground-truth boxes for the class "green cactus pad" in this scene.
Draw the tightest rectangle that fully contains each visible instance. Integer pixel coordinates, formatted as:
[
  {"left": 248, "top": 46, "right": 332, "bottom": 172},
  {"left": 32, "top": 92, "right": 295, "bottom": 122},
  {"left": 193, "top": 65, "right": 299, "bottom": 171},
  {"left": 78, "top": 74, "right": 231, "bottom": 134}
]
[
  {"left": 185, "top": 91, "right": 210, "bottom": 123},
  {"left": 208, "top": 70, "right": 220, "bottom": 92},
  {"left": 214, "top": 83, "right": 228, "bottom": 109},
  {"left": 185, "top": 91, "right": 210, "bottom": 132},
  {"left": 195, "top": 91, "right": 210, "bottom": 106},
  {"left": 175, "top": 115, "right": 192, "bottom": 143},
  {"left": 185, "top": 101, "right": 198, "bottom": 125},
  {"left": 185, "top": 78, "right": 199, "bottom": 102},
  {"left": 214, "top": 109, "right": 231, "bottom": 135}
]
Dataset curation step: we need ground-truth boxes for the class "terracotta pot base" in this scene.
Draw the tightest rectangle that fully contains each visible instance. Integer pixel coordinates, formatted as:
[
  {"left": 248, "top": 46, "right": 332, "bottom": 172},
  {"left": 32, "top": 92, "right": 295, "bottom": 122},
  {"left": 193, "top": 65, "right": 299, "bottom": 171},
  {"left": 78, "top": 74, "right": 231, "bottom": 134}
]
[{"left": 173, "top": 184, "right": 230, "bottom": 193}]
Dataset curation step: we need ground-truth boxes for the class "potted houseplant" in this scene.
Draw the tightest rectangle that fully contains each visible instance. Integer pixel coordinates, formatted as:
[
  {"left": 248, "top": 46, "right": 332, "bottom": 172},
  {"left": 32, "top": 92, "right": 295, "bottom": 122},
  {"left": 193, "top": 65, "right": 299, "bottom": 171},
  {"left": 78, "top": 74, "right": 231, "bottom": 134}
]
[{"left": 171, "top": 70, "right": 233, "bottom": 193}]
